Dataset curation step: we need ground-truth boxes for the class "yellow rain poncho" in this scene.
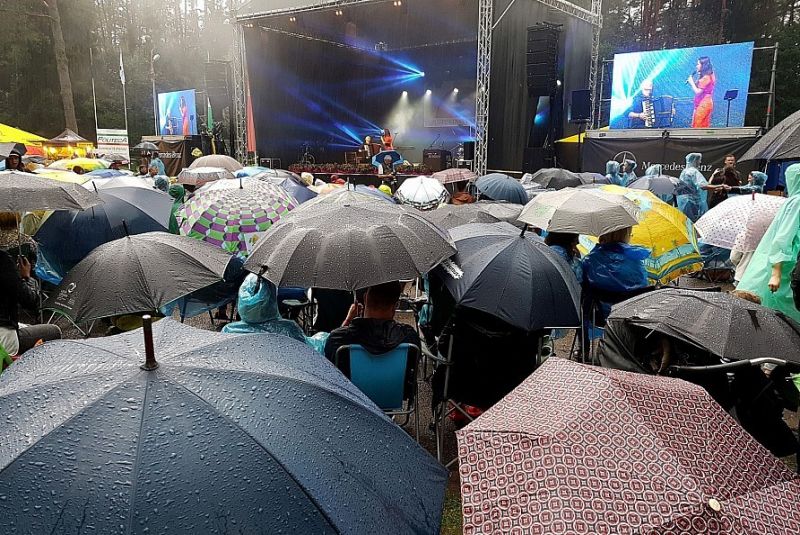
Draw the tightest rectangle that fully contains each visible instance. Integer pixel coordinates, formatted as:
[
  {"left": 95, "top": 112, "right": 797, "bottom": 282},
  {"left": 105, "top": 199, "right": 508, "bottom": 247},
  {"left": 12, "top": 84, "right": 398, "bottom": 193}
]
[{"left": 738, "top": 164, "right": 800, "bottom": 321}]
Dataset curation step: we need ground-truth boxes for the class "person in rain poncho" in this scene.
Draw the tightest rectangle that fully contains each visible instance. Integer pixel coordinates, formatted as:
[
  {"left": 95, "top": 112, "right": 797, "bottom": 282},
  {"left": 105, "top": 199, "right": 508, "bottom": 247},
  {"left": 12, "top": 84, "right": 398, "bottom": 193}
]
[
  {"left": 167, "top": 184, "right": 185, "bottom": 235},
  {"left": 620, "top": 160, "right": 637, "bottom": 186},
  {"left": 222, "top": 274, "right": 307, "bottom": 343},
  {"left": 677, "top": 152, "right": 710, "bottom": 222},
  {"left": 737, "top": 163, "right": 800, "bottom": 322},
  {"left": 605, "top": 160, "right": 623, "bottom": 186},
  {"left": 727, "top": 171, "right": 767, "bottom": 196}
]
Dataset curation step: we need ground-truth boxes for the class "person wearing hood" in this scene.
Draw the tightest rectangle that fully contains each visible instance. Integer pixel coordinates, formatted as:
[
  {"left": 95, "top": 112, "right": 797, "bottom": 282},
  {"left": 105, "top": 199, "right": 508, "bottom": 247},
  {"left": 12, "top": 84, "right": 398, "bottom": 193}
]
[
  {"left": 727, "top": 171, "right": 767, "bottom": 195},
  {"left": 223, "top": 274, "right": 307, "bottom": 342},
  {"left": 737, "top": 163, "right": 800, "bottom": 321},
  {"left": 620, "top": 159, "right": 637, "bottom": 186},
  {"left": 4, "top": 150, "right": 25, "bottom": 172},
  {"left": 167, "top": 184, "right": 185, "bottom": 235},
  {"left": 677, "top": 152, "right": 711, "bottom": 222},
  {"left": 605, "top": 161, "right": 623, "bottom": 186},
  {"left": 324, "top": 281, "right": 419, "bottom": 400}
]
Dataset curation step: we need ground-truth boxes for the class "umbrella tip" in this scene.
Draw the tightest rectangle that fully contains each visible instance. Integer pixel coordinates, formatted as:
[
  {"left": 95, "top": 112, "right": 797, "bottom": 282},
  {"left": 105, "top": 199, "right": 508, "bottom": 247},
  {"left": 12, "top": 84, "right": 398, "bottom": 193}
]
[
  {"left": 519, "top": 226, "right": 526, "bottom": 238},
  {"left": 122, "top": 219, "right": 130, "bottom": 238},
  {"left": 139, "top": 315, "right": 159, "bottom": 371}
]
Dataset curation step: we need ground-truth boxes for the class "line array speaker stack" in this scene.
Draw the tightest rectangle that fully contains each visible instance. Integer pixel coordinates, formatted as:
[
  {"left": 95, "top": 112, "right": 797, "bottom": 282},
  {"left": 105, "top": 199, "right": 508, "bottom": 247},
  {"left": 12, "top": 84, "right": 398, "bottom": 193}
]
[
  {"left": 524, "top": 23, "right": 562, "bottom": 173},
  {"left": 205, "top": 61, "right": 231, "bottom": 113},
  {"left": 526, "top": 24, "right": 560, "bottom": 97}
]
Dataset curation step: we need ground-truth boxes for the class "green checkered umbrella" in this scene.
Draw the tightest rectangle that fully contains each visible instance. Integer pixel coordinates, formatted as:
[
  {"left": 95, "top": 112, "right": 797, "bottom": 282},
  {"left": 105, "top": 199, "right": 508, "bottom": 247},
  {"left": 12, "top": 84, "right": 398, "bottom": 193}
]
[{"left": 180, "top": 184, "right": 297, "bottom": 257}]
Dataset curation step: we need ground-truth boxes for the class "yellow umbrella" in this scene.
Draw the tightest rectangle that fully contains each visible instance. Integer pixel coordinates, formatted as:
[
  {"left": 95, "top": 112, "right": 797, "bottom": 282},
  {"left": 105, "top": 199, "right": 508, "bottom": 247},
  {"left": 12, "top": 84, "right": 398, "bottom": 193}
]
[
  {"left": 579, "top": 185, "right": 702, "bottom": 284},
  {"left": 32, "top": 168, "right": 91, "bottom": 185},
  {"left": 47, "top": 158, "right": 108, "bottom": 172}
]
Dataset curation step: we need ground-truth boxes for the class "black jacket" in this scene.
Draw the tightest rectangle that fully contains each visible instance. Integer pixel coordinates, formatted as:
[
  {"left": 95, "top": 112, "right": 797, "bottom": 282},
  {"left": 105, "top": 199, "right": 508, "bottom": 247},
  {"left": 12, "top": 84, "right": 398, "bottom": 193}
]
[
  {"left": 0, "top": 250, "right": 38, "bottom": 331},
  {"left": 324, "top": 318, "right": 419, "bottom": 399}
]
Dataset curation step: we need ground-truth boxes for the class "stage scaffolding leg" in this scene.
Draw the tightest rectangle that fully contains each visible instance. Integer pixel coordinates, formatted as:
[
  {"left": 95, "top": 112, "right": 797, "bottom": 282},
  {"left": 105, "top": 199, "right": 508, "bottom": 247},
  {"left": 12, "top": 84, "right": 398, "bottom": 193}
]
[
  {"left": 589, "top": 0, "right": 602, "bottom": 129},
  {"left": 232, "top": 19, "right": 249, "bottom": 163},
  {"left": 473, "top": 0, "right": 493, "bottom": 177}
]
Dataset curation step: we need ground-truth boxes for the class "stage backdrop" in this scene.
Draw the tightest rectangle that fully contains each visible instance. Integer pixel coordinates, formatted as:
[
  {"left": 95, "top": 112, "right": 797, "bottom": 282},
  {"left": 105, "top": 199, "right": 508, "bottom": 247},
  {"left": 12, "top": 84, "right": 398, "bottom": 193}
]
[
  {"left": 610, "top": 42, "right": 754, "bottom": 129},
  {"left": 244, "top": 0, "right": 477, "bottom": 166},
  {"left": 576, "top": 136, "right": 759, "bottom": 178}
]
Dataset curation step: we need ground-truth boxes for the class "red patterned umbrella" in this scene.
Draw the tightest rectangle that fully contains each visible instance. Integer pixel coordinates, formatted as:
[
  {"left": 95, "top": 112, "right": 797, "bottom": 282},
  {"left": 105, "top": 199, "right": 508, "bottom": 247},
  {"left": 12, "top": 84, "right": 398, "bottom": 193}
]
[{"left": 457, "top": 358, "right": 800, "bottom": 534}]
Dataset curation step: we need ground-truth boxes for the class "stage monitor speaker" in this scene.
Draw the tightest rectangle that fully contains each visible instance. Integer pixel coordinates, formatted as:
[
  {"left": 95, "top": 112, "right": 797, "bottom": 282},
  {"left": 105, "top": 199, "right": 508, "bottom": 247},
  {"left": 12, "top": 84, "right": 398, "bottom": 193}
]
[
  {"left": 570, "top": 89, "right": 592, "bottom": 122},
  {"left": 463, "top": 141, "right": 475, "bottom": 161},
  {"left": 526, "top": 25, "right": 560, "bottom": 96},
  {"left": 205, "top": 61, "right": 231, "bottom": 111},
  {"left": 423, "top": 149, "right": 452, "bottom": 172}
]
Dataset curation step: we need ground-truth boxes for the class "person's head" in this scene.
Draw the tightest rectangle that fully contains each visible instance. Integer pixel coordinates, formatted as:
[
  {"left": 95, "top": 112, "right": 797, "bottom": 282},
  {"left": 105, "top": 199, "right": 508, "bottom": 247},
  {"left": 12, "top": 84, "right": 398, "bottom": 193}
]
[
  {"left": 0, "top": 211, "right": 19, "bottom": 231},
  {"left": 641, "top": 80, "right": 653, "bottom": 97},
  {"left": 451, "top": 192, "right": 475, "bottom": 205},
  {"left": 685, "top": 152, "right": 702, "bottom": 168},
  {"left": 784, "top": 163, "right": 800, "bottom": 196},
  {"left": 168, "top": 183, "right": 185, "bottom": 202},
  {"left": 138, "top": 164, "right": 148, "bottom": 175},
  {"left": 645, "top": 164, "right": 662, "bottom": 176},
  {"left": 300, "top": 172, "right": 314, "bottom": 186},
  {"left": 622, "top": 159, "right": 636, "bottom": 174},
  {"left": 599, "top": 227, "right": 633, "bottom": 245},
  {"left": 148, "top": 165, "right": 158, "bottom": 177},
  {"left": 152, "top": 151, "right": 159, "bottom": 159},
  {"left": 723, "top": 154, "right": 736, "bottom": 168},
  {"left": 544, "top": 232, "right": 579, "bottom": 257},
  {"left": 383, "top": 128, "right": 391, "bottom": 136},
  {"left": 730, "top": 289, "right": 761, "bottom": 305},
  {"left": 749, "top": 171, "right": 767, "bottom": 187},
  {"left": 72, "top": 165, "right": 85, "bottom": 175},
  {"left": 154, "top": 177, "right": 169, "bottom": 192},
  {"left": 109, "top": 161, "right": 121, "bottom": 170},
  {"left": 364, "top": 281, "right": 402, "bottom": 318},
  {"left": 606, "top": 160, "right": 620, "bottom": 175},
  {"left": 6, "top": 152, "right": 22, "bottom": 171},
  {"left": 697, "top": 56, "right": 713, "bottom": 76},
  {"left": 365, "top": 135, "right": 372, "bottom": 144},
  {"left": 383, "top": 155, "right": 393, "bottom": 166}
]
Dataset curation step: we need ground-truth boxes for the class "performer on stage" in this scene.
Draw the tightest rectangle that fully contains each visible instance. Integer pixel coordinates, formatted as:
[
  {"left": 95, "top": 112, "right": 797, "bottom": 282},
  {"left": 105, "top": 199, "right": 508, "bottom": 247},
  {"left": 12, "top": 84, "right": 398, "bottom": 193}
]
[
  {"left": 687, "top": 56, "right": 715, "bottom": 128},
  {"left": 381, "top": 129, "right": 394, "bottom": 150},
  {"left": 180, "top": 96, "right": 190, "bottom": 135},
  {"left": 361, "top": 135, "right": 375, "bottom": 158},
  {"left": 627, "top": 80, "right": 659, "bottom": 128}
]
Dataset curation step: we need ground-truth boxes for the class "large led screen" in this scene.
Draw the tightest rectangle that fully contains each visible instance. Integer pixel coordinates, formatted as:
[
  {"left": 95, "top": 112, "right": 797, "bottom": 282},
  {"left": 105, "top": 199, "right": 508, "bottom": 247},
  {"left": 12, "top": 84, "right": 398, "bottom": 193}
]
[
  {"left": 157, "top": 89, "right": 198, "bottom": 136},
  {"left": 610, "top": 42, "right": 754, "bottom": 129}
]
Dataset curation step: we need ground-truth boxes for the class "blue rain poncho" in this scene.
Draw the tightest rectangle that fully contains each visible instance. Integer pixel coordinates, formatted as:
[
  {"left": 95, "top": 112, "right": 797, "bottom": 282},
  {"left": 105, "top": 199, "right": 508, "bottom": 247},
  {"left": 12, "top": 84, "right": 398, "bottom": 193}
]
[
  {"left": 735, "top": 171, "right": 767, "bottom": 195},
  {"left": 582, "top": 242, "right": 650, "bottom": 294},
  {"left": 606, "top": 161, "right": 623, "bottom": 186},
  {"left": 677, "top": 152, "right": 708, "bottom": 222},
  {"left": 738, "top": 164, "right": 800, "bottom": 321},
  {"left": 222, "top": 274, "right": 307, "bottom": 342},
  {"left": 620, "top": 160, "right": 637, "bottom": 187}
]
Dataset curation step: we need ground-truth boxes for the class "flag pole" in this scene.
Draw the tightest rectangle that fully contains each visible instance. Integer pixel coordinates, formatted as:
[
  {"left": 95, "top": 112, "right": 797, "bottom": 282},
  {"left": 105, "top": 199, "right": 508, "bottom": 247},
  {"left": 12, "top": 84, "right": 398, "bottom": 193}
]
[
  {"left": 119, "top": 49, "right": 129, "bottom": 141},
  {"left": 89, "top": 47, "right": 99, "bottom": 136}
]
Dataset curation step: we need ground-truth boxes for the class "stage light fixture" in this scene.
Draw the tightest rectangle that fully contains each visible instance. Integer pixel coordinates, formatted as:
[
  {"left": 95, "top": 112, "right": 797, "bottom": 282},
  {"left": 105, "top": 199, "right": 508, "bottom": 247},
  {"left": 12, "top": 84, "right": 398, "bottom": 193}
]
[
  {"left": 425, "top": 89, "right": 432, "bottom": 95},
  {"left": 453, "top": 88, "right": 459, "bottom": 93},
  {"left": 420, "top": 71, "right": 425, "bottom": 77},
  {"left": 402, "top": 90, "right": 408, "bottom": 96},
  {"left": 335, "top": 9, "right": 343, "bottom": 15},
  {"left": 556, "top": 80, "right": 562, "bottom": 87},
  {"left": 289, "top": 16, "right": 296, "bottom": 22}
]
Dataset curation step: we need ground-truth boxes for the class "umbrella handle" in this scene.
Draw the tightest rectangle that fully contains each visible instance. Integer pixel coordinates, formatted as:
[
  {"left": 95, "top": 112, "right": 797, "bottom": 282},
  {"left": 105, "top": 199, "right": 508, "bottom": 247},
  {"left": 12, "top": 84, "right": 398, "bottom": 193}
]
[
  {"left": 668, "top": 357, "right": 792, "bottom": 375},
  {"left": 139, "top": 315, "right": 159, "bottom": 371}
]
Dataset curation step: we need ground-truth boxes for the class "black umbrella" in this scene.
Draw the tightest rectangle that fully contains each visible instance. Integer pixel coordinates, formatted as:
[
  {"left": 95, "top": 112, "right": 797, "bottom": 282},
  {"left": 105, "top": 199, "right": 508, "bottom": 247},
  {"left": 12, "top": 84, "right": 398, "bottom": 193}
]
[
  {"left": 529, "top": 167, "right": 584, "bottom": 189},
  {"left": 0, "top": 319, "right": 447, "bottom": 533},
  {"left": 0, "top": 170, "right": 101, "bottom": 211},
  {"left": 0, "top": 142, "right": 26, "bottom": 158},
  {"left": 133, "top": 141, "right": 159, "bottom": 151},
  {"left": 628, "top": 174, "right": 681, "bottom": 196},
  {"left": 432, "top": 222, "right": 581, "bottom": 331},
  {"left": 244, "top": 200, "right": 455, "bottom": 290},
  {"left": 740, "top": 108, "right": 800, "bottom": 161},
  {"left": 44, "top": 232, "right": 232, "bottom": 324},
  {"left": 601, "top": 288, "right": 800, "bottom": 368},
  {"left": 420, "top": 203, "right": 500, "bottom": 231}
]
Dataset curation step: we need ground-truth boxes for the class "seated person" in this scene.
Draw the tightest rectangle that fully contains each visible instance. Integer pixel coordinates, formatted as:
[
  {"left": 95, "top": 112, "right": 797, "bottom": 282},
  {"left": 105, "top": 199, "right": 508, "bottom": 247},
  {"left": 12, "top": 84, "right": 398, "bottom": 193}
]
[
  {"left": 582, "top": 227, "right": 651, "bottom": 322},
  {"left": 324, "top": 281, "right": 419, "bottom": 399},
  {"left": 0, "top": 250, "right": 61, "bottom": 357},
  {"left": 312, "top": 288, "right": 355, "bottom": 333},
  {"left": 223, "top": 274, "right": 306, "bottom": 343}
]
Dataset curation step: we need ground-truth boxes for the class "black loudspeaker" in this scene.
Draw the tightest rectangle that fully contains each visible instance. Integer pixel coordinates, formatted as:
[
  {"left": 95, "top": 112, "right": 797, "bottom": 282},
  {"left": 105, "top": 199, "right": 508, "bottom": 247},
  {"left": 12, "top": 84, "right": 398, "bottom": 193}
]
[
  {"left": 463, "top": 141, "right": 475, "bottom": 161},
  {"left": 423, "top": 149, "right": 452, "bottom": 172},
  {"left": 526, "top": 24, "right": 560, "bottom": 96},
  {"left": 205, "top": 61, "right": 231, "bottom": 111},
  {"left": 571, "top": 89, "right": 591, "bottom": 122}
]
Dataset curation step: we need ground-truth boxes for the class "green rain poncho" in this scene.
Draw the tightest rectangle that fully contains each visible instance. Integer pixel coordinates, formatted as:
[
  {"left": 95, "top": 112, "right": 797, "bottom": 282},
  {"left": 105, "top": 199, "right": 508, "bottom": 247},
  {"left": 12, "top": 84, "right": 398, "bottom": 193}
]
[{"left": 738, "top": 163, "right": 800, "bottom": 321}]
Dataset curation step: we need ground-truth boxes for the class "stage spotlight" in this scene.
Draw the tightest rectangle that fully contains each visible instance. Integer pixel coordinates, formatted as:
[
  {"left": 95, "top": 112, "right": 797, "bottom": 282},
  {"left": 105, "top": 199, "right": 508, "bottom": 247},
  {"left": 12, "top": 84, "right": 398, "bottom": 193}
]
[
  {"left": 453, "top": 88, "right": 459, "bottom": 93},
  {"left": 289, "top": 16, "right": 296, "bottom": 22},
  {"left": 335, "top": 9, "right": 343, "bottom": 15},
  {"left": 393, "top": 0, "right": 403, "bottom": 5},
  {"left": 402, "top": 90, "right": 408, "bottom": 97},
  {"left": 420, "top": 71, "right": 425, "bottom": 77},
  {"left": 556, "top": 80, "right": 562, "bottom": 87},
  {"left": 425, "top": 89, "right": 432, "bottom": 95}
]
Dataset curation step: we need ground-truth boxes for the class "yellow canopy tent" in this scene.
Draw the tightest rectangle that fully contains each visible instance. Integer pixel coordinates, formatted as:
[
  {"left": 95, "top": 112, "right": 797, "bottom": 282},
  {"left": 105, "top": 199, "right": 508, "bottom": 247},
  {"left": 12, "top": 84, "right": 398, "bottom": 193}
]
[{"left": 0, "top": 123, "right": 46, "bottom": 155}]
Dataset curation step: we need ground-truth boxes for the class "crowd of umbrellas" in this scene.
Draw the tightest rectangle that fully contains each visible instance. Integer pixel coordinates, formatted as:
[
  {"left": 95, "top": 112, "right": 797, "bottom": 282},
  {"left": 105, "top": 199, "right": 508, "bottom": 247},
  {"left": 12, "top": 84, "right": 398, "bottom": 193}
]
[{"left": 1, "top": 150, "right": 800, "bottom": 534}]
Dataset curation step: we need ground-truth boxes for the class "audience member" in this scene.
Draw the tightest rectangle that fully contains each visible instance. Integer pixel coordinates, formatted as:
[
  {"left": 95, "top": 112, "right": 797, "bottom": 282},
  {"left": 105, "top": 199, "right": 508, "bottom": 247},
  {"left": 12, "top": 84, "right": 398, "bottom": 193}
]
[{"left": 223, "top": 274, "right": 307, "bottom": 343}]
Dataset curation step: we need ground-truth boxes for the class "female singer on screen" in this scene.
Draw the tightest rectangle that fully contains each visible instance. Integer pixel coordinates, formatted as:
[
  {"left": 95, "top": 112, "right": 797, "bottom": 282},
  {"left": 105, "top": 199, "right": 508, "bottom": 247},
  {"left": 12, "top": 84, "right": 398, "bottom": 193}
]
[
  {"left": 180, "top": 96, "right": 190, "bottom": 135},
  {"left": 687, "top": 56, "right": 715, "bottom": 128},
  {"left": 381, "top": 128, "right": 394, "bottom": 150}
]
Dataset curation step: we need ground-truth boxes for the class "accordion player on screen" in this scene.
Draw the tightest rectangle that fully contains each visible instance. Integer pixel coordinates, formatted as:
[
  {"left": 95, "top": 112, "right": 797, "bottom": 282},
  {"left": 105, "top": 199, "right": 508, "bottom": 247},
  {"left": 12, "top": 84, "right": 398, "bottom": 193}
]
[{"left": 627, "top": 80, "right": 673, "bottom": 129}]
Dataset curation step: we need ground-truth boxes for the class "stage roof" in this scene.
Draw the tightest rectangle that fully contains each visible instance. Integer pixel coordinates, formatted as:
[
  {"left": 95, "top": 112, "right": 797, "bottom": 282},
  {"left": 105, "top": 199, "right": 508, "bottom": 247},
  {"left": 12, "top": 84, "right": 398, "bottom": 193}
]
[{"left": 238, "top": 0, "right": 343, "bottom": 20}]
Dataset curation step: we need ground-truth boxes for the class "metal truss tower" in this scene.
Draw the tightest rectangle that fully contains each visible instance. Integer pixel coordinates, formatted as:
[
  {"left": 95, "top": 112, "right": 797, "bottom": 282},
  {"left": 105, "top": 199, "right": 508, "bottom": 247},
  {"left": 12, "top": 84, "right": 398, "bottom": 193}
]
[{"left": 232, "top": 19, "right": 249, "bottom": 162}]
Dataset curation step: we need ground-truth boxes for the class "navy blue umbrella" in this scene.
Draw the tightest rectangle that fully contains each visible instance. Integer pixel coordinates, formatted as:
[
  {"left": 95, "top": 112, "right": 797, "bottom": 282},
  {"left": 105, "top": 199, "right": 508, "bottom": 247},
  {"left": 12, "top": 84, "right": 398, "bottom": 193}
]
[
  {"left": 433, "top": 222, "right": 581, "bottom": 330},
  {"left": 86, "top": 168, "right": 129, "bottom": 178},
  {"left": 371, "top": 150, "right": 403, "bottom": 170},
  {"left": 34, "top": 187, "right": 172, "bottom": 283},
  {"left": 0, "top": 319, "right": 447, "bottom": 533},
  {"left": 475, "top": 173, "right": 528, "bottom": 205},
  {"left": 351, "top": 183, "right": 398, "bottom": 203},
  {"left": 254, "top": 172, "right": 317, "bottom": 203}
]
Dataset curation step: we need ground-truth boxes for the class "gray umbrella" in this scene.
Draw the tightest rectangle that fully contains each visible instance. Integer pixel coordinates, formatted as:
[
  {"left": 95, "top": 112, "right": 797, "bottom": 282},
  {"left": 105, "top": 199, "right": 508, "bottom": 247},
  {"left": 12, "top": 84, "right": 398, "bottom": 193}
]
[
  {"left": 420, "top": 203, "right": 501, "bottom": 230},
  {"left": 432, "top": 222, "right": 581, "bottom": 330},
  {"left": 518, "top": 188, "right": 640, "bottom": 236},
  {"left": 529, "top": 168, "right": 584, "bottom": 189},
  {"left": 628, "top": 174, "right": 681, "bottom": 196},
  {"left": 177, "top": 166, "right": 234, "bottom": 187},
  {"left": 740, "top": 108, "right": 800, "bottom": 161},
  {"left": 189, "top": 154, "right": 243, "bottom": 172},
  {"left": 133, "top": 141, "right": 159, "bottom": 151},
  {"left": 602, "top": 288, "right": 800, "bottom": 365},
  {"left": 0, "top": 319, "right": 447, "bottom": 534},
  {"left": 44, "top": 232, "right": 232, "bottom": 324},
  {"left": 0, "top": 170, "right": 101, "bottom": 211},
  {"left": 244, "top": 201, "right": 456, "bottom": 290}
]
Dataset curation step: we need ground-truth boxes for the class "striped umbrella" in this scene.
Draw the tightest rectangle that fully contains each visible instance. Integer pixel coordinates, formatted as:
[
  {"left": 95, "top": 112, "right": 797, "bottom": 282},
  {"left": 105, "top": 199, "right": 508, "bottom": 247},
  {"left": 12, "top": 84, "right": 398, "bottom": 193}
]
[
  {"left": 579, "top": 185, "right": 702, "bottom": 284},
  {"left": 180, "top": 185, "right": 297, "bottom": 257}
]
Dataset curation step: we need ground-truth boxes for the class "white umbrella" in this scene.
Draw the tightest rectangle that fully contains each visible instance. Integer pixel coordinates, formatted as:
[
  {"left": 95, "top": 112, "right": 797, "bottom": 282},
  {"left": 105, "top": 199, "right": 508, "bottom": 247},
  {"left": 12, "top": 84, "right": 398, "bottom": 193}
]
[
  {"left": 177, "top": 166, "right": 234, "bottom": 187},
  {"left": 395, "top": 176, "right": 450, "bottom": 211},
  {"left": 518, "top": 188, "right": 640, "bottom": 236},
  {"left": 189, "top": 154, "right": 243, "bottom": 172},
  {"left": 696, "top": 193, "right": 786, "bottom": 251}
]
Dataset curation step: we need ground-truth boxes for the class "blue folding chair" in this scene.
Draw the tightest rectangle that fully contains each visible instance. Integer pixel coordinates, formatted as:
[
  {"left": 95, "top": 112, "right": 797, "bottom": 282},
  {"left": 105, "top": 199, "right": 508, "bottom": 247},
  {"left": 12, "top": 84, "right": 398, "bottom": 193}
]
[{"left": 335, "top": 343, "right": 420, "bottom": 440}]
